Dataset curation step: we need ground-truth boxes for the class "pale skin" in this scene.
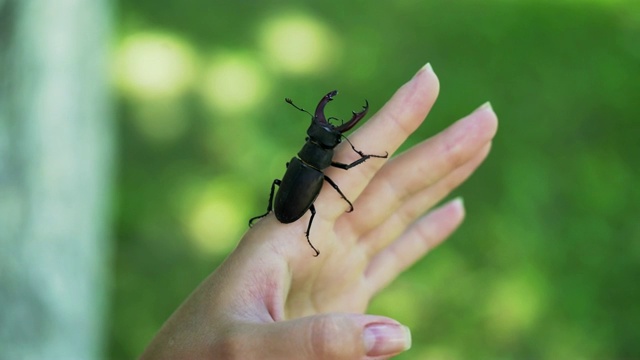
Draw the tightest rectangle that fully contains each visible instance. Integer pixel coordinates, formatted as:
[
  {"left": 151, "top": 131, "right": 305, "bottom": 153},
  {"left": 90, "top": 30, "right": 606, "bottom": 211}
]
[{"left": 141, "top": 64, "right": 498, "bottom": 359}]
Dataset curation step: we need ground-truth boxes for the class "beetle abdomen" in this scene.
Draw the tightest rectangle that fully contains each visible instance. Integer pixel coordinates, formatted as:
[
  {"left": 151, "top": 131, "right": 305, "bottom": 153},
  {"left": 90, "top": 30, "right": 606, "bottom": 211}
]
[{"left": 274, "top": 157, "right": 324, "bottom": 223}]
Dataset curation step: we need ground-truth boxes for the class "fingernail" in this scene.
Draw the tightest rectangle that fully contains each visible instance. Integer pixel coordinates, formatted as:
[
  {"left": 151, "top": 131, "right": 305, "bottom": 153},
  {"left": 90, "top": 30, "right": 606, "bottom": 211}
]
[
  {"left": 452, "top": 196, "right": 464, "bottom": 209},
  {"left": 364, "top": 323, "right": 412, "bottom": 357},
  {"left": 413, "top": 62, "right": 433, "bottom": 79},
  {"left": 475, "top": 101, "right": 493, "bottom": 112}
]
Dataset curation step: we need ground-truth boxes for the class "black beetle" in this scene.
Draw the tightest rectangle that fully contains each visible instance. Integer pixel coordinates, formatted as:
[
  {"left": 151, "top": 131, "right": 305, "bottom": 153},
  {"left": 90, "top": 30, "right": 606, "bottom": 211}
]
[{"left": 249, "top": 90, "right": 388, "bottom": 256}]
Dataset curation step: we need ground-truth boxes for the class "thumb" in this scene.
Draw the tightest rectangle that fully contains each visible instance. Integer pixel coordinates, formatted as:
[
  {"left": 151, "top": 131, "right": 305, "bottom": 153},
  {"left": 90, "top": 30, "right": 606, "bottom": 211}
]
[{"left": 243, "top": 313, "right": 412, "bottom": 359}]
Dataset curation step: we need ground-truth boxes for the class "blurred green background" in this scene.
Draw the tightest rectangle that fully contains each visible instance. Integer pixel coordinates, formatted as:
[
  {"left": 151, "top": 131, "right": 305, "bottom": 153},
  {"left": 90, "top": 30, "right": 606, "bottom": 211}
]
[{"left": 110, "top": 0, "right": 640, "bottom": 358}]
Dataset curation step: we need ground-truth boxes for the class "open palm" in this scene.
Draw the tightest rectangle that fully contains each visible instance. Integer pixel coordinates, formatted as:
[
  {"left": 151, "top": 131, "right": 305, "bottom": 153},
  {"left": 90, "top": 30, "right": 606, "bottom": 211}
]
[{"left": 142, "top": 64, "right": 498, "bottom": 360}]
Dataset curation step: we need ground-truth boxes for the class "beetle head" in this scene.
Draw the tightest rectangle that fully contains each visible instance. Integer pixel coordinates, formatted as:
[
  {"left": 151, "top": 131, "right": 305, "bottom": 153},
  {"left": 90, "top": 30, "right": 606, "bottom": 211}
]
[{"left": 309, "top": 90, "right": 369, "bottom": 148}]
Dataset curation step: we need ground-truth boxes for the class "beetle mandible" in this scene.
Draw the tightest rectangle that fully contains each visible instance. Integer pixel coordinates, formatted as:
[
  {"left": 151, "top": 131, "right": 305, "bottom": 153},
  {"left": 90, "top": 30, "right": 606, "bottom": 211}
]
[{"left": 248, "top": 90, "right": 388, "bottom": 256}]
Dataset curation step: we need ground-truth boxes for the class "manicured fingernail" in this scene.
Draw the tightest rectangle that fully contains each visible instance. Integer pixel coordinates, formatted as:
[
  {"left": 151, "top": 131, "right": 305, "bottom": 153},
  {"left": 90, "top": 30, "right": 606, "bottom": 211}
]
[
  {"left": 452, "top": 196, "right": 464, "bottom": 209},
  {"left": 476, "top": 101, "right": 493, "bottom": 112},
  {"left": 364, "top": 323, "right": 412, "bottom": 357},
  {"left": 414, "top": 62, "right": 433, "bottom": 78}
]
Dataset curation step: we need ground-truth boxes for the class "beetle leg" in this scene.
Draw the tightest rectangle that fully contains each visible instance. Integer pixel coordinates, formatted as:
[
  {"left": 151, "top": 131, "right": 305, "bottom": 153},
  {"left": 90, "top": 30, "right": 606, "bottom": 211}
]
[
  {"left": 331, "top": 136, "right": 388, "bottom": 170},
  {"left": 248, "top": 179, "right": 281, "bottom": 226},
  {"left": 330, "top": 152, "right": 388, "bottom": 170},
  {"left": 323, "top": 175, "right": 354, "bottom": 213},
  {"left": 305, "top": 205, "right": 320, "bottom": 257}
]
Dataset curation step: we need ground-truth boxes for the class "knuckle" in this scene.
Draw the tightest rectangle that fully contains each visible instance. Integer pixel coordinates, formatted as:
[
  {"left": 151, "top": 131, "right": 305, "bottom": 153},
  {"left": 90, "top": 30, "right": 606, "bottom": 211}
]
[
  {"left": 308, "top": 316, "right": 357, "bottom": 359},
  {"left": 210, "top": 328, "right": 248, "bottom": 360},
  {"left": 441, "top": 137, "right": 467, "bottom": 170}
]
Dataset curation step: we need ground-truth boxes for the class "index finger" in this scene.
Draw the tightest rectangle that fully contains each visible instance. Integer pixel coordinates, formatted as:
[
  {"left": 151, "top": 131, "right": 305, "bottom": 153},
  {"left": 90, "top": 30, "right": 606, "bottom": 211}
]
[{"left": 317, "top": 63, "right": 440, "bottom": 218}]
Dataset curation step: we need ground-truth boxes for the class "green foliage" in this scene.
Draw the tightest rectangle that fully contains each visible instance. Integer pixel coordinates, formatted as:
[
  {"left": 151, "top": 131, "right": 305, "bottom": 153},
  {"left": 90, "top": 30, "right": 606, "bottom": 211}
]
[{"left": 110, "top": 0, "right": 640, "bottom": 358}]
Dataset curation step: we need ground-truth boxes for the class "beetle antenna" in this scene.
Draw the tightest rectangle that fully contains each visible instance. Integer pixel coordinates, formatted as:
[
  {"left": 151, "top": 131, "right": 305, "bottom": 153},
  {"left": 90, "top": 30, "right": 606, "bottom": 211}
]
[{"left": 285, "top": 97, "right": 313, "bottom": 117}]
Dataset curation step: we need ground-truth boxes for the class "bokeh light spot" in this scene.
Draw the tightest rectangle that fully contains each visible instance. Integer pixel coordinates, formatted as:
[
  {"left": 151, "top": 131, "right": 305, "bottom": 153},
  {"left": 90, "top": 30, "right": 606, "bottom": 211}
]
[
  {"left": 183, "top": 180, "right": 249, "bottom": 256},
  {"left": 188, "top": 200, "right": 239, "bottom": 255},
  {"left": 114, "top": 32, "right": 197, "bottom": 100},
  {"left": 259, "top": 13, "right": 339, "bottom": 74},
  {"left": 485, "top": 269, "right": 547, "bottom": 342},
  {"left": 200, "top": 53, "right": 267, "bottom": 113}
]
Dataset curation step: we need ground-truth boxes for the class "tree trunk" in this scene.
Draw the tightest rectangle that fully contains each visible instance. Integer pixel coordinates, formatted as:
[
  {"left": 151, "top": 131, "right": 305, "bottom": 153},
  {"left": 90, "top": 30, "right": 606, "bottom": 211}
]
[{"left": 0, "top": 0, "right": 113, "bottom": 359}]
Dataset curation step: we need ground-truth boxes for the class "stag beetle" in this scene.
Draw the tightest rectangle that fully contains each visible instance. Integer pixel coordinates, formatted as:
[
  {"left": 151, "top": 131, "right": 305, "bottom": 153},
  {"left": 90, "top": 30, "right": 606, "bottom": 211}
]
[{"left": 249, "top": 90, "right": 388, "bottom": 256}]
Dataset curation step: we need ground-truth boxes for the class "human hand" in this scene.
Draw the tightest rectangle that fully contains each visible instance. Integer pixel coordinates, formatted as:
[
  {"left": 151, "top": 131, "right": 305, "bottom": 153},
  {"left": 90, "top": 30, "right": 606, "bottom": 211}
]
[{"left": 141, "top": 64, "right": 498, "bottom": 359}]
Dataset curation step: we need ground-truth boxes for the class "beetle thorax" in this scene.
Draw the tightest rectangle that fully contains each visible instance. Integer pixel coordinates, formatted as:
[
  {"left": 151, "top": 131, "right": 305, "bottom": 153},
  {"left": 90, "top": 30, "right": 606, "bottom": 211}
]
[
  {"left": 297, "top": 140, "right": 334, "bottom": 170},
  {"left": 306, "top": 123, "right": 341, "bottom": 148}
]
